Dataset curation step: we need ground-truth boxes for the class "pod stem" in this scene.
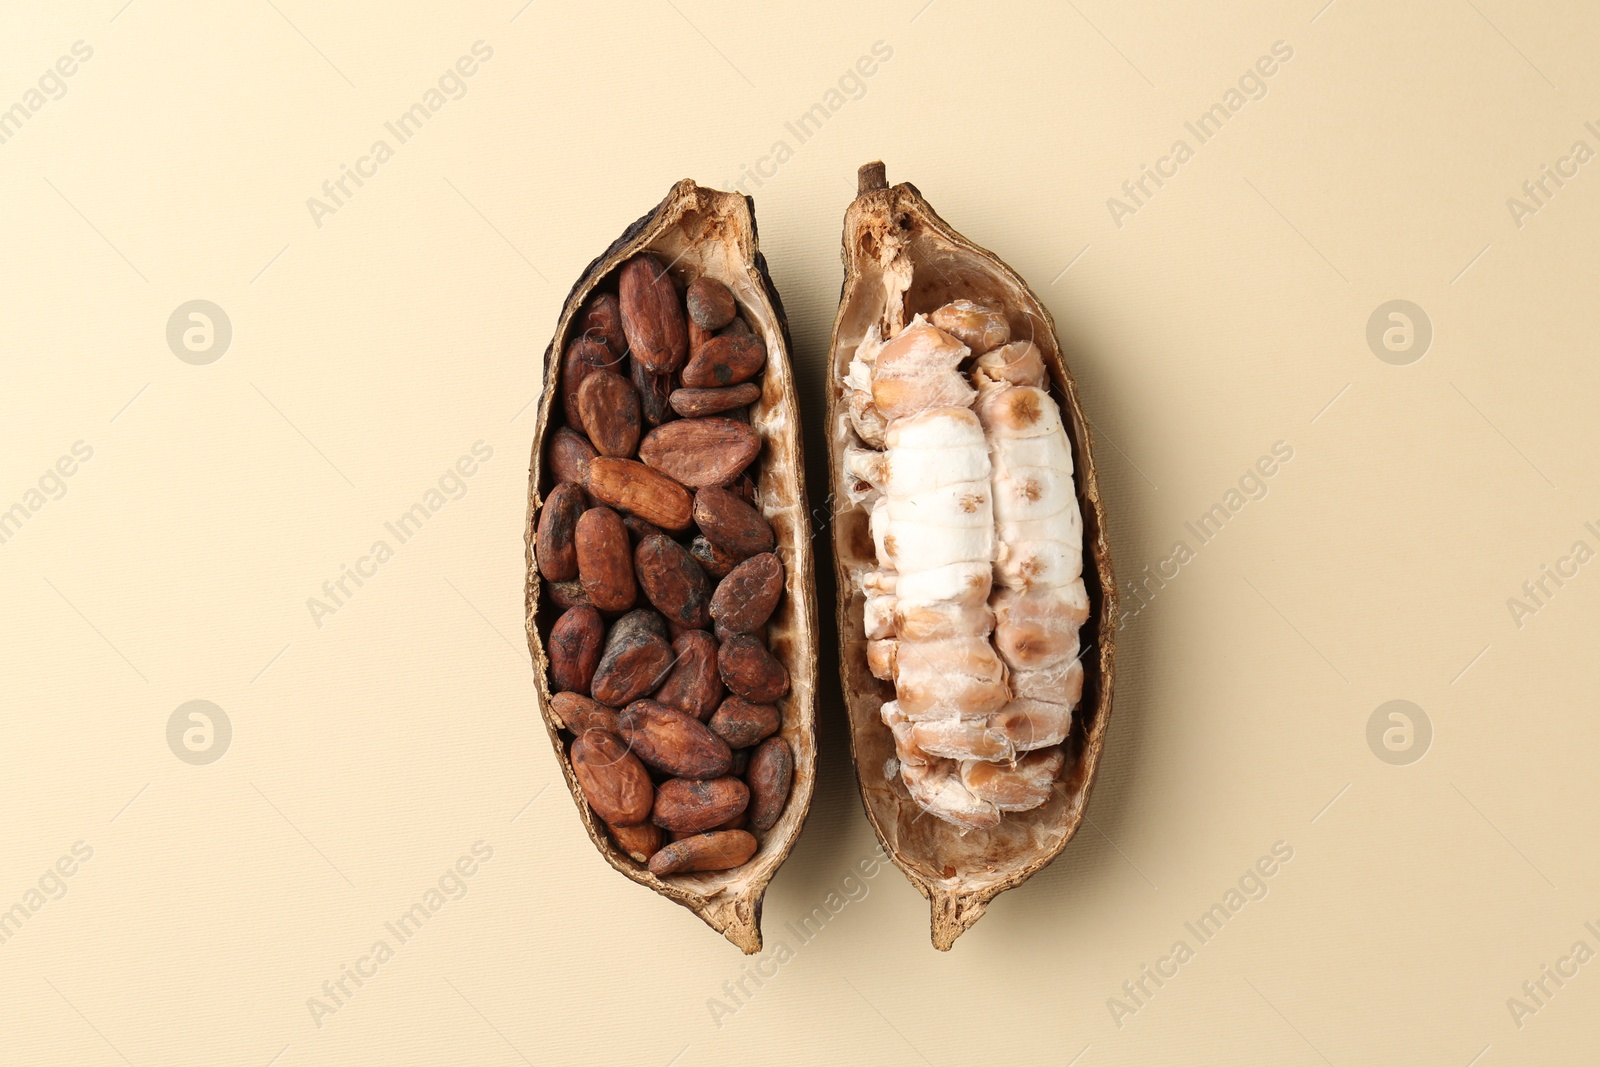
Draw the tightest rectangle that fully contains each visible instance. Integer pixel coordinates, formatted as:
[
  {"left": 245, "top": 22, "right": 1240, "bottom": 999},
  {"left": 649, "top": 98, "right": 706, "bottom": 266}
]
[
  {"left": 929, "top": 886, "right": 988, "bottom": 951},
  {"left": 858, "top": 161, "right": 889, "bottom": 195}
]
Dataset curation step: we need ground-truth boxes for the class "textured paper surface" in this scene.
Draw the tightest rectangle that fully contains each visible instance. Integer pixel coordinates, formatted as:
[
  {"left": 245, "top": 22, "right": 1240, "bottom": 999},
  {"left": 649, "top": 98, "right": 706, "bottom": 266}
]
[{"left": 4, "top": 2, "right": 1597, "bottom": 1063}]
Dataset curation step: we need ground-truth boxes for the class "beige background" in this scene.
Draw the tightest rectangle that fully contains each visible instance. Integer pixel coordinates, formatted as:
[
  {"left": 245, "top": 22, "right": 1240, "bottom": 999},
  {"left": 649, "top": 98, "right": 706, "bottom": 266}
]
[{"left": 4, "top": 0, "right": 1597, "bottom": 1063}]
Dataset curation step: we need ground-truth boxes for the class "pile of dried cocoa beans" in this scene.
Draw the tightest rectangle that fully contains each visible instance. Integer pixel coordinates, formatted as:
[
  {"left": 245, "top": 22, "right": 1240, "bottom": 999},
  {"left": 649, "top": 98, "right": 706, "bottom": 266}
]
[{"left": 536, "top": 255, "right": 793, "bottom": 877}]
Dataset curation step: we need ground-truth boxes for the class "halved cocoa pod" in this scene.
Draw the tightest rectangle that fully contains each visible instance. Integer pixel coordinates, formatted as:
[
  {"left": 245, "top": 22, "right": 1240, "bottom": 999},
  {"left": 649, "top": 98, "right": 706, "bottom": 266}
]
[
  {"left": 709, "top": 553, "right": 783, "bottom": 638},
  {"left": 693, "top": 486, "right": 774, "bottom": 556},
  {"left": 746, "top": 737, "right": 793, "bottom": 833},
  {"left": 575, "top": 507, "right": 635, "bottom": 613},
  {"left": 577, "top": 370, "right": 642, "bottom": 458},
  {"left": 638, "top": 418, "right": 760, "bottom": 488},
  {"left": 527, "top": 181, "right": 816, "bottom": 952},
  {"left": 547, "top": 427, "right": 597, "bottom": 490},
  {"left": 548, "top": 605, "right": 603, "bottom": 694},
  {"left": 608, "top": 820, "right": 662, "bottom": 864},
  {"left": 654, "top": 630, "right": 723, "bottom": 720},
  {"left": 534, "top": 482, "right": 586, "bottom": 582},
  {"left": 634, "top": 534, "right": 711, "bottom": 630},
  {"left": 690, "top": 536, "right": 743, "bottom": 580},
  {"left": 617, "top": 699, "right": 732, "bottom": 779},
  {"left": 619, "top": 253, "right": 688, "bottom": 373},
  {"left": 681, "top": 333, "right": 765, "bottom": 388},
  {"left": 550, "top": 692, "right": 619, "bottom": 736},
  {"left": 571, "top": 730, "right": 653, "bottom": 827},
  {"left": 652, "top": 777, "right": 749, "bottom": 832},
  {"left": 707, "top": 696, "right": 780, "bottom": 749},
  {"left": 825, "top": 163, "right": 1116, "bottom": 950},
  {"left": 670, "top": 383, "right": 761, "bottom": 419},
  {"left": 590, "top": 609, "right": 673, "bottom": 707},
  {"left": 718, "top": 634, "right": 789, "bottom": 703},
  {"left": 583, "top": 457, "right": 693, "bottom": 532},
  {"left": 648, "top": 830, "right": 757, "bottom": 876}
]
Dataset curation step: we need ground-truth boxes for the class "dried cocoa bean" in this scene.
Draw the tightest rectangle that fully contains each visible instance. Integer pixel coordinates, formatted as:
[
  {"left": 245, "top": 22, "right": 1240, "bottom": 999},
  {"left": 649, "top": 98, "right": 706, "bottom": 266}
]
[
  {"left": 634, "top": 533, "right": 711, "bottom": 629},
  {"left": 746, "top": 736, "right": 794, "bottom": 832},
  {"left": 545, "top": 578, "right": 592, "bottom": 611},
  {"left": 548, "top": 605, "right": 604, "bottom": 694},
  {"left": 589, "top": 609, "right": 673, "bottom": 707},
  {"left": 561, "top": 335, "right": 615, "bottom": 426},
  {"left": 652, "top": 776, "right": 749, "bottom": 832},
  {"left": 653, "top": 630, "right": 723, "bottom": 720},
  {"left": 631, "top": 357, "right": 676, "bottom": 427},
  {"left": 693, "top": 486, "right": 774, "bottom": 556},
  {"left": 686, "top": 276, "right": 737, "bottom": 330},
  {"left": 607, "top": 820, "right": 661, "bottom": 863},
  {"left": 681, "top": 333, "right": 765, "bottom": 388},
  {"left": 575, "top": 507, "right": 635, "bottom": 613},
  {"left": 638, "top": 418, "right": 760, "bottom": 488},
  {"left": 709, "top": 552, "right": 783, "bottom": 637},
  {"left": 577, "top": 291, "right": 627, "bottom": 357},
  {"left": 718, "top": 635, "right": 790, "bottom": 703},
  {"left": 550, "top": 691, "right": 618, "bottom": 736},
  {"left": 618, "top": 254, "right": 687, "bottom": 373},
  {"left": 577, "top": 369, "right": 641, "bottom": 458},
  {"left": 547, "top": 427, "right": 597, "bottom": 491},
  {"left": 571, "top": 730, "right": 653, "bottom": 827},
  {"left": 669, "top": 383, "right": 761, "bottom": 419},
  {"left": 707, "top": 696, "right": 780, "bottom": 749},
  {"left": 535, "top": 482, "right": 587, "bottom": 582},
  {"left": 689, "top": 535, "right": 743, "bottom": 579},
  {"left": 617, "top": 699, "right": 732, "bottom": 779},
  {"left": 647, "top": 829, "right": 757, "bottom": 876},
  {"left": 584, "top": 457, "right": 693, "bottom": 531}
]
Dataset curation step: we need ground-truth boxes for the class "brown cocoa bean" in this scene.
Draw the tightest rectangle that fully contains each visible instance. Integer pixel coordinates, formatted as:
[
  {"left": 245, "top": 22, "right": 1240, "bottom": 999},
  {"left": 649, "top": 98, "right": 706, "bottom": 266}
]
[
  {"left": 729, "top": 747, "right": 750, "bottom": 777},
  {"left": 652, "top": 776, "right": 749, "bottom": 832},
  {"left": 545, "top": 578, "right": 592, "bottom": 611},
  {"left": 638, "top": 418, "right": 760, "bottom": 488},
  {"left": 693, "top": 486, "right": 774, "bottom": 556},
  {"left": 621, "top": 513, "right": 664, "bottom": 544},
  {"left": 547, "top": 427, "right": 597, "bottom": 490},
  {"left": 718, "top": 634, "right": 790, "bottom": 703},
  {"left": 589, "top": 610, "right": 672, "bottom": 706},
  {"left": 746, "top": 736, "right": 794, "bottom": 832},
  {"left": 577, "top": 369, "right": 641, "bottom": 458},
  {"left": 584, "top": 457, "right": 693, "bottom": 531},
  {"left": 618, "top": 254, "right": 687, "bottom": 373},
  {"left": 647, "top": 829, "right": 757, "bottom": 876},
  {"left": 577, "top": 291, "right": 627, "bottom": 357},
  {"left": 535, "top": 482, "right": 587, "bottom": 582},
  {"left": 707, "top": 696, "right": 780, "bottom": 749},
  {"left": 550, "top": 691, "right": 619, "bottom": 736},
  {"left": 607, "top": 819, "right": 661, "bottom": 863},
  {"left": 575, "top": 507, "right": 635, "bottom": 613},
  {"left": 571, "top": 730, "right": 653, "bottom": 827},
  {"left": 689, "top": 535, "right": 743, "bottom": 579},
  {"left": 680, "top": 333, "right": 765, "bottom": 388},
  {"left": 653, "top": 631, "right": 722, "bottom": 720},
  {"left": 719, "top": 316, "right": 752, "bottom": 338},
  {"left": 548, "top": 605, "right": 604, "bottom": 694},
  {"left": 617, "top": 699, "right": 732, "bottom": 779},
  {"left": 561, "top": 335, "right": 615, "bottom": 426},
  {"left": 634, "top": 533, "right": 711, "bottom": 629},
  {"left": 709, "top": 553, "right": 783, "bottom": 637},
  {"left": 686, "top": 276, "right": 737, "bottom": 330},
  {"left": 631, "top": 357, "right": 676, "bottom": 427},
  {"left": 669, "top": 383, "right": 761, "bottom": 418}
]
